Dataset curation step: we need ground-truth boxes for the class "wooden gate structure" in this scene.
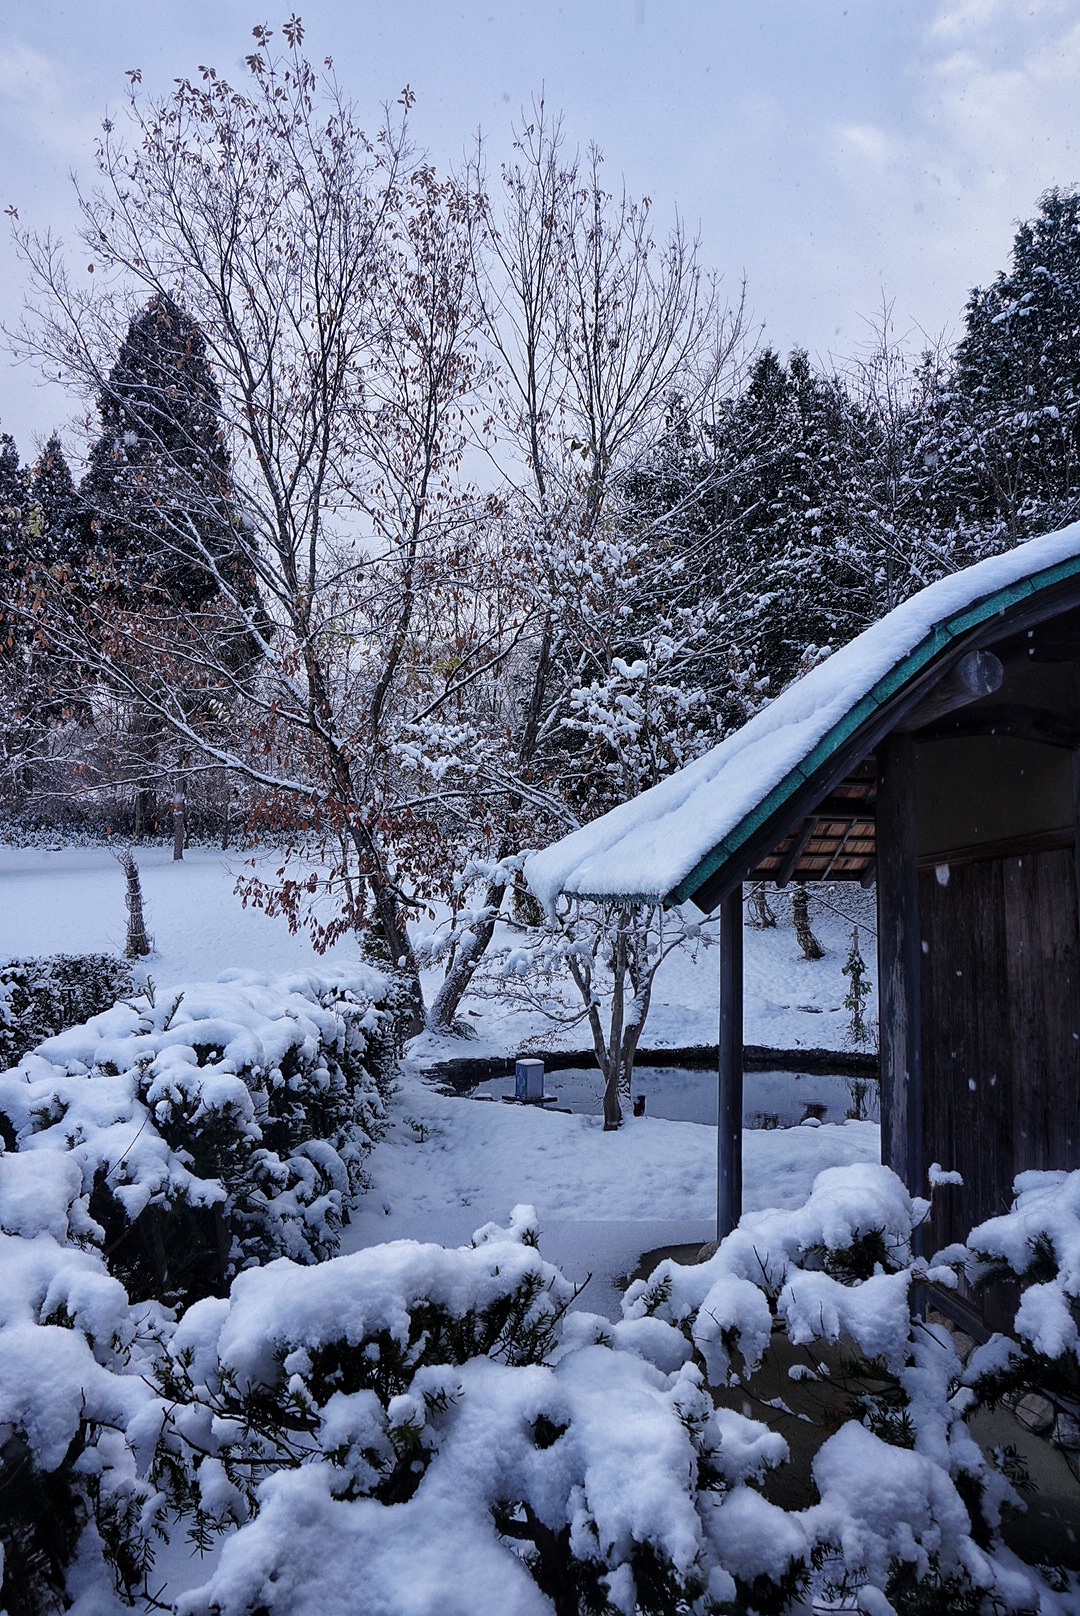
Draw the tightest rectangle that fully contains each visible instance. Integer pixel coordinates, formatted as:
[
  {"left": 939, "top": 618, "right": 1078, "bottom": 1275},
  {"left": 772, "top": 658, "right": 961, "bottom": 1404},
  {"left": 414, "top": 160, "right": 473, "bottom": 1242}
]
[{"left": 524, "top": 531, "right": 1080, "bottom": 1302}]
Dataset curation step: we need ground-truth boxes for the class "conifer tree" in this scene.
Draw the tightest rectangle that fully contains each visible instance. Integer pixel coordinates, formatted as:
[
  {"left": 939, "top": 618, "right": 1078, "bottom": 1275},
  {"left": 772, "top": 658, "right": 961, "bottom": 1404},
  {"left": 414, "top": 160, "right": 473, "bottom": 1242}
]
[
  {"left": 77, "top": 299, "right": 263, "bottom": 836},
  {"left": 949, "top": 186, "right": 1080, "bottom": 541},
  {"left": 80, "top": 294, "right": 241, "bottom": 610},
  {"left": 0, "top": 430, "right": 24, "bottom": 575},
  {"left": 27, "top": 433, "right": 81, "bottom": 565},
  {"left": 0, "top": 432, "right": 31, "bottom": 804},
  {"left": 640, "top": 348, "right": 872, "bottom": 703}
]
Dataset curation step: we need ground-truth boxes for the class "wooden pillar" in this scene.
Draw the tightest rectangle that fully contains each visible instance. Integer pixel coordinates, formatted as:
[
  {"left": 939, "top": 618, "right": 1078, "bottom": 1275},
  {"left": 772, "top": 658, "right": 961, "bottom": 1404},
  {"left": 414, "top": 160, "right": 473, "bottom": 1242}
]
[
  {"left": 1072, "top": 751, "right": 1080, "bottom": 944},
  {"left": 876, "top": 734, "right": 923, "bottom": 1204},
  {"left": 717, "top": 883, "right": 744, "bottom": 1240}
]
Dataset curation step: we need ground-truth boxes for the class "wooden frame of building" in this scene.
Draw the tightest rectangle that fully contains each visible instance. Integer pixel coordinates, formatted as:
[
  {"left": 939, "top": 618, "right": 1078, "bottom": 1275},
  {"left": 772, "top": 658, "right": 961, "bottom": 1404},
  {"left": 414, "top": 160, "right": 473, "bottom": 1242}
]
[{"left": 525, "top": 534, "right": 1080, "bottom": 1310}]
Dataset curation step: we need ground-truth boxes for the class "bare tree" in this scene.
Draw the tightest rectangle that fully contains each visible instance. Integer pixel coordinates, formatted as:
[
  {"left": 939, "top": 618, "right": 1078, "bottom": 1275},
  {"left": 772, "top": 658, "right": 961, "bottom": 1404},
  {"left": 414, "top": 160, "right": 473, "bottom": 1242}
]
[
  {"left": 9, "top": 49, "right": 746, "bottom": 1062},
  {"left": 418, "top": 110, "right": 749, "bottom": 1033},
  {"left": 10, "top": 25, "right": 514, "bottom": 1031}
]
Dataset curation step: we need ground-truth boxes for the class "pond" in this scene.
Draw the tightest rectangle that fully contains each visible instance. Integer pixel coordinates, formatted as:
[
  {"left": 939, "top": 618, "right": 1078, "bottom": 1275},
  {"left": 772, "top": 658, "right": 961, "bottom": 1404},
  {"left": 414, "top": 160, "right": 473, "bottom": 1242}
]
[{"left": 471, "top": 1064, "right": 879, "bottom": 1128}]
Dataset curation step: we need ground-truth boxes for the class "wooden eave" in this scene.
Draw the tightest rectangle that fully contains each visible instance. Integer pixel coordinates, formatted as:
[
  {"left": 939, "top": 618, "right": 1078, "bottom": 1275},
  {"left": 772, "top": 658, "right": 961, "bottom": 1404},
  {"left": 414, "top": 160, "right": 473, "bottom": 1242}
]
[{"left": 751, "top": 763, "right": 878, "bottom": 888}]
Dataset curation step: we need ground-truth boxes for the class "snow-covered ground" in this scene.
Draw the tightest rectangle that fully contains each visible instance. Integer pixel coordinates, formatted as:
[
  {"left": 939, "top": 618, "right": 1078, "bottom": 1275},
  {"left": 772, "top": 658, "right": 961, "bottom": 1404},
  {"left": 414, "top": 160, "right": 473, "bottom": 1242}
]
[
  {"left": 344, "top": 1070, "right": 878, "bottom": 1317},
  {"left": 1, "top": 845, "right": 879, "bottom": 1324},
  {"left": 0, "top": 845, "right": 361, "bottom": 986},
  {"left": 0, "top": 846, "right": 872, "bottom": 1056}
]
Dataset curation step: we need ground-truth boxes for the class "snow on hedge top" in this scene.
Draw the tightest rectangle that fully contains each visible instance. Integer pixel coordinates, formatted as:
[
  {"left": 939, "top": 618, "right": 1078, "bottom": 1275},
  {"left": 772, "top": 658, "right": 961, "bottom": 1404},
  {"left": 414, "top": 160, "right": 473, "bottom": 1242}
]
[{"left": 525, "top": 525, "right": 1080, "bottom": 907}]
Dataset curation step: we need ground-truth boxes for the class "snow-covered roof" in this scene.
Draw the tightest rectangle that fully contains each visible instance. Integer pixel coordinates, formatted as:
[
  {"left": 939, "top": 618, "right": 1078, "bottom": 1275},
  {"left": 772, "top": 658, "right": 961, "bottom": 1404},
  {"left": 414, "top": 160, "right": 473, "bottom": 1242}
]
[{"left": 525, "top": 525, "right": 1080, "bottom": 911}]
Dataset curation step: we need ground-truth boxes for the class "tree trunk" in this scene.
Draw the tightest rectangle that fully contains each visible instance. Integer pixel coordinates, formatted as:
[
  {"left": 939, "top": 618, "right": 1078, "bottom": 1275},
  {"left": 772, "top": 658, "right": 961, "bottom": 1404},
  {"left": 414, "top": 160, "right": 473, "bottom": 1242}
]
[
  {"left": 746, "top": 880, "right": 777, "bottom": 928},
  {"left": 220, "top": 770, "right": 230, "bottom": 851},
  {"left": 343, "top": 811, "right": 425, "bottom": 1039},
  {"left": 172, "top": 789, "right": 185, "bottom": 861},
  {"left": 601, "top": 1053, "right": 624, "bottom": 1130},
  {"left": 601, "top": 925, "right": 627, "bottom": 1128},
  {"left": 131, "top": 706, "right": 158, "bottom": 839},
  {"left": 427, "top": 873, "right": 508, "bottom": 1032},
  {"left": 792, "top": 882, "right": 824, "bottom": 960},
  {"left": 371, "top": 877, "right": 424, "bottom": 1040}
]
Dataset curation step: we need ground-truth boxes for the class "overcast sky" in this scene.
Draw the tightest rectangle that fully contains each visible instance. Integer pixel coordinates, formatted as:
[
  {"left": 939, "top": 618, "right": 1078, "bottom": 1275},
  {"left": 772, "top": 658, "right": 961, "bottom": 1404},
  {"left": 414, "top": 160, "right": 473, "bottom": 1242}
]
[{"left": 2, "top": 0, "right": 1079, "bottom": 453}]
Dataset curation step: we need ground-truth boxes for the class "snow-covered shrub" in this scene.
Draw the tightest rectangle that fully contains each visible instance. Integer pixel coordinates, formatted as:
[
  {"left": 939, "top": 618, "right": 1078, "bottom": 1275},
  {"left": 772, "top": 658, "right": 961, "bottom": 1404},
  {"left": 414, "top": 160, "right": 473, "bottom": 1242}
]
[
  {"left": 0, "top": 1149, "right": 164, "bottom": 1615},
  {"left": 961, "top": 1170, "right": 1080, "bottom": 1464},
  {"left": 153, "top": 1207, "right": 792, "bottom": 1616},
  {"left": 0, "top": 952, "right": 134, "bottom": 1071},
  {"left": 7, "top": 1167, "right": 1077, "bottom": 1615},
  {"left": 625, "top": 1162, "right": 1080, "bottom": 1614},
  {"left": 0, "top": 968, "right": 395, "bottom": 1307}
]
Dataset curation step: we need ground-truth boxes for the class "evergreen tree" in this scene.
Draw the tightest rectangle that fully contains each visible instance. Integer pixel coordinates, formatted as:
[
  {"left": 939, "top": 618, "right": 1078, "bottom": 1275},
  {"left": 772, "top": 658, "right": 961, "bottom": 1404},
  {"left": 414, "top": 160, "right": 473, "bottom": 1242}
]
[
  {"left": 949, "top": 186, "right": 1080, "bottom": 541},
  {"left": 0, "top": 429, "right": 25, "bottom": 577},
  {"left": 26, "top": 433, "right": 81, "bottom": 565},
  {"left": 78, "top": 299, "right": 263, "bottom": 837},
  {"left": 0, "top": 432, "right": 42, "bottom": 808},
  {"left": 80, "top": 294, "right": 243, "bottom": 609},
  {"left": 0, "top": 430, "right": 28, "bottom": 751},
  {"left": 634, "top": 349, "right": 874, "bottom": 703}
]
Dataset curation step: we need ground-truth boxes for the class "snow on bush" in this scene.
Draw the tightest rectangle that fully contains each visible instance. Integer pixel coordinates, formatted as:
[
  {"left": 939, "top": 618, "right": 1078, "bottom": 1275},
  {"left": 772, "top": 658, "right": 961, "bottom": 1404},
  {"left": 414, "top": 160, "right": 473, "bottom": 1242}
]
[
  {"left": 623, "top": 1162, "right": 1080, "bottom": 1614},
  {"left": 0, "top": 1161, "right": 165, "bottom": 1614},
  {"left": 0, "top": 967, "right": 395, "bottom": 1307},
  {"left": 0, "top": 952, "right": 134, "bottom": 1071},
  {"left": 961, "top": 1170, "right": 1080, "bottom": 1459},
  {"left": 153, "top": 1207, "right": 790, "bottom": 1616},
  {"left": 153, "top": 1174, "right": 1080, "bottom": 1615},
  {"left": 4, "top": 1166, "right": 1080, "bottom": 1614}
]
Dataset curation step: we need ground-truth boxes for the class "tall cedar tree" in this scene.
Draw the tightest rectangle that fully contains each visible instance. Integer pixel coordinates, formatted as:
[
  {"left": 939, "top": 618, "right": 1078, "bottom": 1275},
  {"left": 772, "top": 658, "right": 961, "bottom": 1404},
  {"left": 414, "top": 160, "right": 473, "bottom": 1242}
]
[
  {"left": 0, "top": 430, "right": 24, "bottom": 587},
  {"left": 78, "top": 298, "right": 260, "bottom": 835},
  {"left": 80, "top": 295, "right": 245, "bottom": 613},
  {"left": 19, "top": 436, "right": 88, "bottom": 733},
  {"left": 0, "top": 435, "right": 31, "bottom": 790}
]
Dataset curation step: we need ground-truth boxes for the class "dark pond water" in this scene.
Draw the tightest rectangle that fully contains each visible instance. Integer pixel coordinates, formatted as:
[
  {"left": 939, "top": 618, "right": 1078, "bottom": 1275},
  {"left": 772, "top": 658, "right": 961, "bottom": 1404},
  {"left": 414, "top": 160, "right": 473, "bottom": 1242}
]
[{"left": 471, "top": 1064, "right": 879, "bottom": 1128}]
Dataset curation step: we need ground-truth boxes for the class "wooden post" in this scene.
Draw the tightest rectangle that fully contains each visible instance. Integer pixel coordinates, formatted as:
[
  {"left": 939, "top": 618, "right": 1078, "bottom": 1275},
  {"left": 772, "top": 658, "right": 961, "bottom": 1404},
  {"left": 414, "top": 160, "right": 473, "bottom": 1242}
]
[
  {"left": 1072, "top": 750, "right": 1080, "bottom": 947},
  {"left": 876, "top": 734, "right": 923, "bottom": 1209},
  {"left": 717, "top": 883, "right": 744, "bottom": 1241},
  {"left": 117, "top": 849, "right": 151, "bottom": 958}
]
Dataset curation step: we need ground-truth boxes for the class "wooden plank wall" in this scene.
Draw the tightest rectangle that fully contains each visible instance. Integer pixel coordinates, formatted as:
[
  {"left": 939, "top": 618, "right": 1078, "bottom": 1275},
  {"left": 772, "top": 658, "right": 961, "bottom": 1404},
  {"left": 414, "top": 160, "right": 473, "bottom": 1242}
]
[{"left": 919, "top": 848, "right": 1080, "bottom": 1252}]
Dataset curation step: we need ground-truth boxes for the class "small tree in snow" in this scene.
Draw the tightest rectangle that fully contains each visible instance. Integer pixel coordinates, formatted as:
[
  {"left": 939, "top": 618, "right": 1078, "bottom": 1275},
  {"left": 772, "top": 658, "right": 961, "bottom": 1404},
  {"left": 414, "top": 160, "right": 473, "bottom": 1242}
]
[
  {"left": 485, "top": 895, "right": 711, "bottom": 1129},
  {"left": 116, "top": 848, "right": 152, "bottom": 957},
  {"left": 841, "top": 924, "right": 873, "bottom": 1048}
]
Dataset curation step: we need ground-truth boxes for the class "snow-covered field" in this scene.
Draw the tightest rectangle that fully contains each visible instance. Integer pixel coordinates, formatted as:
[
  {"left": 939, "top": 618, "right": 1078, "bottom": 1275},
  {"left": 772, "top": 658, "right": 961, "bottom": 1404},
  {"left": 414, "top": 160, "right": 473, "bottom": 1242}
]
[
  {"left": 0, "top": 845, "right": 873, "bottom": 1053},
  {"left": 0, "top": 844, "right": 879, "bottom": 1321},
  {"left": 0, "top": 845, "right": 361, "bottom": 987}
]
